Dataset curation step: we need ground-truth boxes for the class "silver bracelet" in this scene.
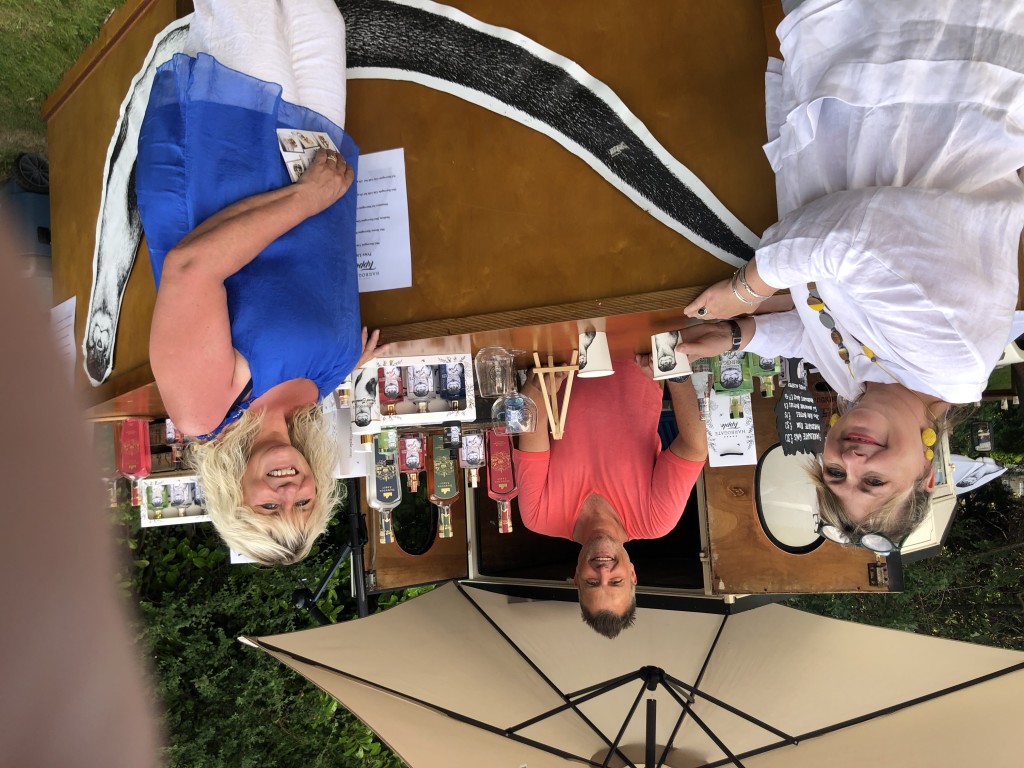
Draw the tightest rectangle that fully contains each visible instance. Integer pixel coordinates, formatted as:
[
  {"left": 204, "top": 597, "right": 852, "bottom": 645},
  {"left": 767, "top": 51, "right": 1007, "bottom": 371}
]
[
  {"left": 737, "top": 263, "right": 773, "bottom": 301},
  {"left": 730, "top": 273, "right": 758, "bottom": 306}
]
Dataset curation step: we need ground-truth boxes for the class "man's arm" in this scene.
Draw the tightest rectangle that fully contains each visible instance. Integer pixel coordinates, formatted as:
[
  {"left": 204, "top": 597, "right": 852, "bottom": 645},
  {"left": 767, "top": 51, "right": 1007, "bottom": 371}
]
[
  {"left": 665, "top": 378, "right": 708, "bottom": 463},
  {"left": 515, "top": 371, "right": 560, "bottom": 453}
]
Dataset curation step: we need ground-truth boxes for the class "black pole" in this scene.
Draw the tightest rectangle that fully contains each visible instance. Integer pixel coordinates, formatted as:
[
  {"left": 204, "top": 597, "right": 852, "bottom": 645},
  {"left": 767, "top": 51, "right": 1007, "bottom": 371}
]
[
  {"left": 346, "top": 478, "right": 370, "bottom": 618},
  {"left": 645, "top": 699, "right": 656, "bottom": 768}
]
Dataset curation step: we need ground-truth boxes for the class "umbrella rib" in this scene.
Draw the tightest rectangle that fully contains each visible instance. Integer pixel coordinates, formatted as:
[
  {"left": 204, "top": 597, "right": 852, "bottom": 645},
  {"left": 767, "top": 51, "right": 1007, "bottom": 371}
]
[
  {"left": 693, "top": 615, "right": 729, "bottom": 695},
  {"left": 667, "top": 613, "right": 730, "bottom": 746},
  {"left": 600, "top": 680, "right": 648, "bottom": 768},
  {"left": 456, "top": 582, "right": 633, "bottom": 759},
  {"left": 566, "top": 668, "right": 649, "bottom": 700},
  {"left": 508, "top": 670, "right": 643, "bottom": 733},
  {"left": 696, "top": 661, "right": 1024, "bottom": 768},
  {"left": 663, "top": 683, "right": 746, "bottom": 768},
  {"left": 656, "top": 709, "right": 689, "bottom": 768},
  {"left": 664, "top": 674, "right": 795, "bottom": 743},
  {"left": 252, "top": 638, "right": 604, "bottom": 766},
  {"left": 697, "top": 660, "right": 1024, "bottom": 768}
]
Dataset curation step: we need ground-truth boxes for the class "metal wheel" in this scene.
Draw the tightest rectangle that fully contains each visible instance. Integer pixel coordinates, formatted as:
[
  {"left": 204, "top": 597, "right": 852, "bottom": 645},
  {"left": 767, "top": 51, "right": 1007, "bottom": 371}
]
[{"left": 13, "top": 153, "right": 49, "bottom": 194}]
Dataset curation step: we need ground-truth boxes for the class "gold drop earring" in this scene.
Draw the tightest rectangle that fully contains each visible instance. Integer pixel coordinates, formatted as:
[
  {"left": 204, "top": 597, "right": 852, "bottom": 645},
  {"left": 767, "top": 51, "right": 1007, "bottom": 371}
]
[{"left": 922, "top": 427, "right": 937, "bottom": 460}]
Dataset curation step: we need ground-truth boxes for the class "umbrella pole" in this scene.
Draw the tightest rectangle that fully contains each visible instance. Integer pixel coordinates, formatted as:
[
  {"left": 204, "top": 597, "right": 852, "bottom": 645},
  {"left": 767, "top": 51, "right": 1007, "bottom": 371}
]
[{"left": 645, "top": 699, "right": 656, "bottom": 768}]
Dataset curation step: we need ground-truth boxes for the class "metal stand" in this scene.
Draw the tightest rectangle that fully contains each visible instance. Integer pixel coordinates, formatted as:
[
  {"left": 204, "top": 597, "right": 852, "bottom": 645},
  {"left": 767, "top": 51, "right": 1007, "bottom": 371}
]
[
  {"left": 532, "top": 351, "right": 578, "bottom": 440},
  {"left": 293, "top": 478, "right": 371, "bottom": 625}
]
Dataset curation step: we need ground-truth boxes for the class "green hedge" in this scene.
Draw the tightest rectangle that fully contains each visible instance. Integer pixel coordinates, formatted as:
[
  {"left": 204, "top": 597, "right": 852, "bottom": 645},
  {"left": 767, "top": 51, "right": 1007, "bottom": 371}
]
[{"left": 117, "top": 488, "right": 422, "bottom": 768}]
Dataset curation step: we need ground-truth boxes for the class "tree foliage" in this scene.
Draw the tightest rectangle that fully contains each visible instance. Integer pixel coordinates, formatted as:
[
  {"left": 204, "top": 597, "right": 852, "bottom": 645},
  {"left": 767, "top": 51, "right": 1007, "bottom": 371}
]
[{"left": 117, "top": 490, "right": 417, "bottom": 768}]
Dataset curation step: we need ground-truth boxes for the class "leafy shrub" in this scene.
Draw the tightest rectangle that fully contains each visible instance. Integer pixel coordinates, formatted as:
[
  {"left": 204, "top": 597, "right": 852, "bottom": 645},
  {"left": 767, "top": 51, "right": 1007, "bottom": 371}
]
[{"left": 116, "top": 489, "right": 418, "bottom": 768}]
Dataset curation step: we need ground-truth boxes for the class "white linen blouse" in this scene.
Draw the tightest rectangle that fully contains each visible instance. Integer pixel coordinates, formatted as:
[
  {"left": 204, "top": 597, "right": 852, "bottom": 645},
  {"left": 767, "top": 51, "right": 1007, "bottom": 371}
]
[{"left": 744, "top": 0, "right": 1024, "bottom": 404}]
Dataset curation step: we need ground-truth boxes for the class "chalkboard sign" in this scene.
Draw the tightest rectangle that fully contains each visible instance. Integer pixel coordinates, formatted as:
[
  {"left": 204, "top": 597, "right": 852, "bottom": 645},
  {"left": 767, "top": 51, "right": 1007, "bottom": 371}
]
[{"left": 775, "top": 368, "right": 825, "bottom": 456}]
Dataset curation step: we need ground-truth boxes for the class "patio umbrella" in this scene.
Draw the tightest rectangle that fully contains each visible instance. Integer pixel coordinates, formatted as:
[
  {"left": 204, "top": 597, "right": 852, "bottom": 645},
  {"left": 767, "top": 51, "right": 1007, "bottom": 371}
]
[{"left": 244, "top": 582, "right": 1023, "bottom": 767}]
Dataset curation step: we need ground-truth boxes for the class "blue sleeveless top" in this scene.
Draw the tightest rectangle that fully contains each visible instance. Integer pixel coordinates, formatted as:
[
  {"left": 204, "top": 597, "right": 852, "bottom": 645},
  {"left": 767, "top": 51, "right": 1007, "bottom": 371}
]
[{"left": 136, "top": 54, "right": 362, "bottom": 438}]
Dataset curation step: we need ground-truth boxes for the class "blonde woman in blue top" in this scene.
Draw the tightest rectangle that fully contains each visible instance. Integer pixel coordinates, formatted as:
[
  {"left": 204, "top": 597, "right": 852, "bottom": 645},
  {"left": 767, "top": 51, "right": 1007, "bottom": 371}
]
[{"left": 138, "top": 0, "right": 381, "bottom": 564}]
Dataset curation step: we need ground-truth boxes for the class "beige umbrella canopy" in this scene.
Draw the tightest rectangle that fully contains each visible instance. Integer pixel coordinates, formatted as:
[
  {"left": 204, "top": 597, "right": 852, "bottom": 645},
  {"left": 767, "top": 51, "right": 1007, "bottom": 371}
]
[{"left": 244, "top": 583, "right": 1023, "bottom": 767}]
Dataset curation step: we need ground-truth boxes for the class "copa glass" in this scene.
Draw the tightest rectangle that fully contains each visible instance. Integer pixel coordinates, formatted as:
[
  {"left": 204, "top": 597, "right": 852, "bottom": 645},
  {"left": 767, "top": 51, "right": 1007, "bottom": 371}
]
[{"left": 491, "top": 392, "right": 539, "bottom": 435}]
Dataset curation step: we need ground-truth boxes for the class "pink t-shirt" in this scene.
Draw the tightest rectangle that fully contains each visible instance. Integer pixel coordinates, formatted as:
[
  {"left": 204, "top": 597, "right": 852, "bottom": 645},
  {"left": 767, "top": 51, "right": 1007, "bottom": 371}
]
[{"left": 514, "top": 362, "right": 704, "bottom": 541}]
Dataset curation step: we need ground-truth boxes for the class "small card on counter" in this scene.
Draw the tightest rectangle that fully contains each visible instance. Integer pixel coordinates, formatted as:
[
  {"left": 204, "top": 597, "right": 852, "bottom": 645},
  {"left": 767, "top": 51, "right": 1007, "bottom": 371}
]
[
  {"left": 277, "top": 128, "right": 339, "bottom": 182},
  {"left": 694, "top": 372, "right": 757, "bottom": 467}
]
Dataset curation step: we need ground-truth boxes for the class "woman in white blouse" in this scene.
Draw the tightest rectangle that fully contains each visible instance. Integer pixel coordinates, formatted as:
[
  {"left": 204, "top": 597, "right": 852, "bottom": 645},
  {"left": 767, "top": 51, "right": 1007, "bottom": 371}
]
[{"left": 676, "top": 0, "right": 1024, "bottom": 550}]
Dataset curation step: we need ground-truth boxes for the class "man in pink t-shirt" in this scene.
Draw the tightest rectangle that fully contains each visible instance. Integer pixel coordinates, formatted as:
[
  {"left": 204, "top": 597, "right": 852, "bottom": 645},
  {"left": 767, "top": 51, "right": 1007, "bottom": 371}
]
[{"left": 515, "top": 358, "right": 706, "bottom": 638}]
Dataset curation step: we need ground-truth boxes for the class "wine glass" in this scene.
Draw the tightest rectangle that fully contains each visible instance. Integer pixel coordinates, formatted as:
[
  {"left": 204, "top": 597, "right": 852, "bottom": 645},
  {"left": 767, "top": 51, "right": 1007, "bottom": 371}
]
[{"left": 491, "top": 392, "right": 539, "bottom": 435}]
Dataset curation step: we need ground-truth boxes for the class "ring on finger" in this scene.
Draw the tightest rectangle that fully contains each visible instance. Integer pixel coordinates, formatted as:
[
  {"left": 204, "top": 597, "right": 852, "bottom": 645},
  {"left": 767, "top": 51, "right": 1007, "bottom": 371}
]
[
  {"left": 327, "top": 152, "right": 338, "bottom": 162},
  {"left": 697, "top": 306, "right": 709, "bottom": 317}
]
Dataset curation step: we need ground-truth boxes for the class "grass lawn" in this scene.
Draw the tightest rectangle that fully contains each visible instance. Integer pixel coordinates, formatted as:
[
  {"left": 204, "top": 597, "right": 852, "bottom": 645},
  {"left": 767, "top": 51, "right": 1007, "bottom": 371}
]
[{"left": 0, "top": 0, "right": 123, "bottom": 178}]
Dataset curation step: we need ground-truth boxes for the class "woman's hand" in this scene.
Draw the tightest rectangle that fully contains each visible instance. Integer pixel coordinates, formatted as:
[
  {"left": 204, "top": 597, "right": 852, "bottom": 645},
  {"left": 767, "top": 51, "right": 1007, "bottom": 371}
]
[
  {"left": 355, "top": 327, "right": 387, "bottom": 369},
  {"left": 682, "top": 277, "right": 754, "bottom": 321},
  {"left": 674, "top": 321, "right": 752, "bottom": 360},
  {"left": 298, "top": 148, "right": 355, "bottom": 215},
  {"left": 683, "top": 260, "right": 778, "bottom": 321}
]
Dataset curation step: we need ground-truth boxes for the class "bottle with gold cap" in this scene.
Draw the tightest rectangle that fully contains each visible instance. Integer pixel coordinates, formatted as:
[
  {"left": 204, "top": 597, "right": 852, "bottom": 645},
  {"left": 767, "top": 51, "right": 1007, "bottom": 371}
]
[
  {"left": 398, "top": 431, "right": 426, "bottom": 492},
  {"left": 458, "top": 430, "right": 486, "bottom": 488},
  {"left": 369, "top": 437, "right": 402, "bottom": 544},
  {"left": 405, "top": 365, "right": 436, "bottom": 413},
  {"left": 377, "top": 365, "right": 405, "bottom": 415},
  {"left": 427, "top": 433, "right": 459, "bottom": 539},
  {"left": 486, "top": 431, "right": 518, "bottom": 534}
]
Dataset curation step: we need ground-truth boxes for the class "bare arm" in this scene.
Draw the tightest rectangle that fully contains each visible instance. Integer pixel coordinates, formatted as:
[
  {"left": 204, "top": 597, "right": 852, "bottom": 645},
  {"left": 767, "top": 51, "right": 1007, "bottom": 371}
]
[
  {"left": 681, "top": 257, "right": 781, "bottom": 321},
  {"left": 150, "top": 151, "right": 353, "bottom": 434},
  {"left": 666, "top": 378, "right": 708, "bottom": 462},
  {"left": 515, "top": 374, "right": 552, "bottom": 453}
]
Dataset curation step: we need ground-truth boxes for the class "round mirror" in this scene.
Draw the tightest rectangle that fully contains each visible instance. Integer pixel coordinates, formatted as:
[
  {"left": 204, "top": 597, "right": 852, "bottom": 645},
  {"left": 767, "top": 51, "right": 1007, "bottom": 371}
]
[{"left": 754, "top": 444, "right": 824, "bottom": 555}]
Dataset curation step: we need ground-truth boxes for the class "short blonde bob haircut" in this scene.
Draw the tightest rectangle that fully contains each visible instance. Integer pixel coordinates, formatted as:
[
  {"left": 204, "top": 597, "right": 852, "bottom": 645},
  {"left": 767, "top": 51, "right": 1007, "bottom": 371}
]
[
  {"left": 808, "top": 401, "right": 970, "bottom": 546},
  {"left": 806, "top": 460, "right": 931, "bottom": 545},
  {"left": 189, "top": 405, "right": 340, "bottom": 566}
]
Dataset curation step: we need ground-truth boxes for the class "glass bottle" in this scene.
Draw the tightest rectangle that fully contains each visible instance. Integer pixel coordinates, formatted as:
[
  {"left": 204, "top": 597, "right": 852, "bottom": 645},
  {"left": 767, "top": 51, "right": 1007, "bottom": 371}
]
[
  {"left": 438, "top": 362, "right": 466, "bottom": 409},
  {"left": 378, "top": 366, "right": 405, "bottom": 415},
  {"left": 352, "top": 367, "right": 378, "bottom": 428},
  {"left": 427, "top": 433, "right": 459, "bottom": 539},
  {"left": 486, "top": 431, "right": 518, "bottom": 534},
  {"left": 145, "top": 483, "right": 170, "bottom": 521},
  {"left": 398, "top": 432, "right": 426, "bottom": 492},
  {"left": 405, "top": 365, "right": 436, "bottom": 413},
  {"left": 458, "top": 430, "right": 486, "bottom": 488},
  {"left": 366, "top": 441, "right": 401, "bottom": 545}
]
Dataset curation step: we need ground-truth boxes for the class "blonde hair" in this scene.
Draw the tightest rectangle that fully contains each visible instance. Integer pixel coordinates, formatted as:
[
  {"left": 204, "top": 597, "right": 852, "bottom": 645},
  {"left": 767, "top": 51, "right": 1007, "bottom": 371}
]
[
  {"left": 806, "top": 460, "right": 931, "bottom": 544},
  {"left": 189, "top": 405, "right": 340, "bottom": 565},
  {"left": 810, "top": 399, "right": 971, "bottom": 545}
]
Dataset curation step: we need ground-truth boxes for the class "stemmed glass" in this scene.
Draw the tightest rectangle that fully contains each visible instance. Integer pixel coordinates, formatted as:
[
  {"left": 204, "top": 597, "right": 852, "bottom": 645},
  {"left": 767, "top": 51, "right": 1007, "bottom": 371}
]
[
  {"left": 474, "top": 346, "right": 516, "bottom": 398},
  {"left": 475, "top": 346, "right": 538, "bottom": 435}
]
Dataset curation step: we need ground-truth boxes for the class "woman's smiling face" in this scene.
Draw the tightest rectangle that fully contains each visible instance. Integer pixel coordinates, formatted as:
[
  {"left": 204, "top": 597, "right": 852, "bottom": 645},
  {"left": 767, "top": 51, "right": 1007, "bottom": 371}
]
[{"left": 821, "top": 403, "right": 934, "bottom": 523}]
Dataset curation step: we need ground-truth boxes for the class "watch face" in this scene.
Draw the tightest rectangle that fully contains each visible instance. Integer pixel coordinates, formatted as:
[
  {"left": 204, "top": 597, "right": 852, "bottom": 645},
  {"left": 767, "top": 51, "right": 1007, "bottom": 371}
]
[{"left": 729, "top": 321, "right": 742, "bottom": 350}]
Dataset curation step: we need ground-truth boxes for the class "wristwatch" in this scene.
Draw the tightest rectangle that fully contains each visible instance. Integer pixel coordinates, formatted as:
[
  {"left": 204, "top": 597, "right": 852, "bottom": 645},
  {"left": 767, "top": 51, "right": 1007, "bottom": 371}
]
[{"left": 727, "top": 319, "right": 743, "bottom": 352}]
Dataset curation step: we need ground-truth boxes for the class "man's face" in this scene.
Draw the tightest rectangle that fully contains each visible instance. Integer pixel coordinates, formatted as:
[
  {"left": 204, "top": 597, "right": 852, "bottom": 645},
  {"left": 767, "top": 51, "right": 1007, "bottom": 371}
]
[{"left": 573, "top": 535, "right": 637, "bottom": 616}]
